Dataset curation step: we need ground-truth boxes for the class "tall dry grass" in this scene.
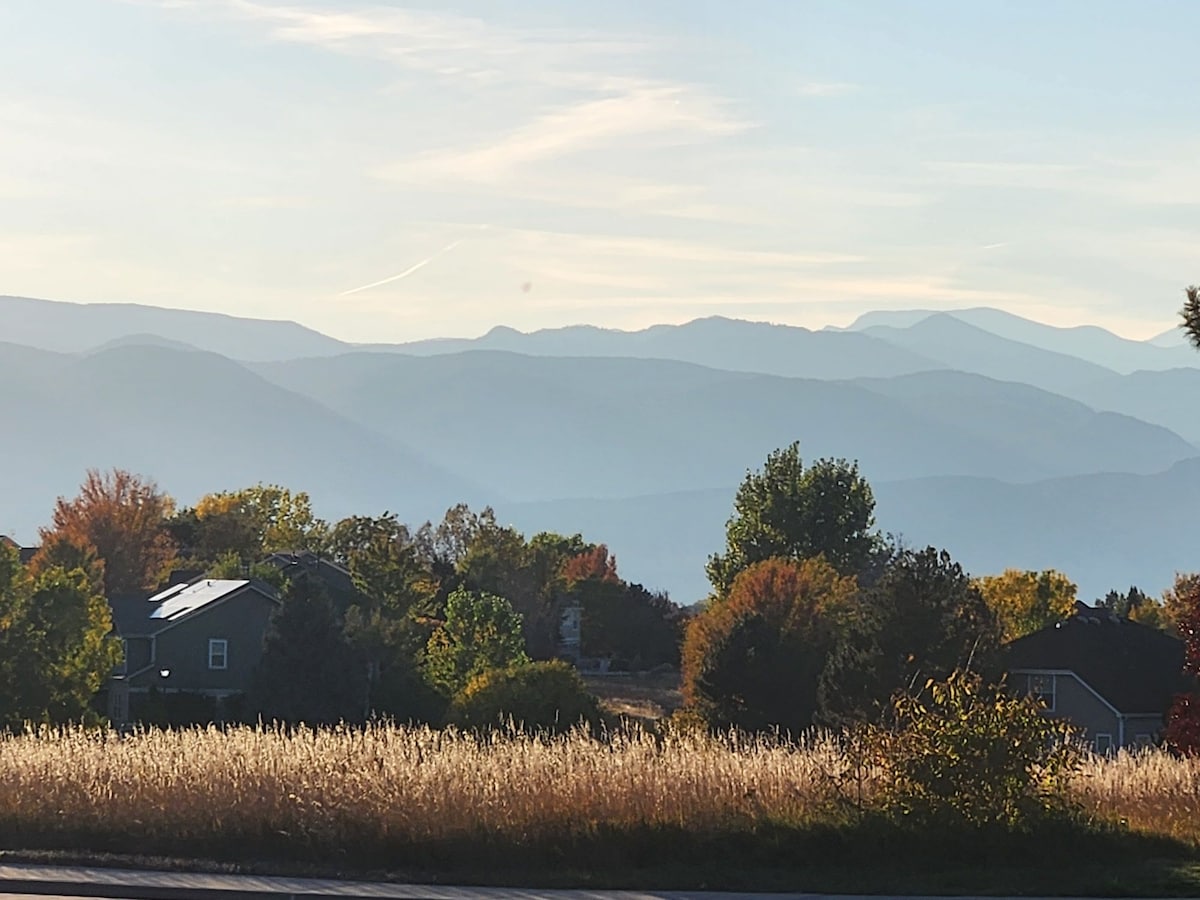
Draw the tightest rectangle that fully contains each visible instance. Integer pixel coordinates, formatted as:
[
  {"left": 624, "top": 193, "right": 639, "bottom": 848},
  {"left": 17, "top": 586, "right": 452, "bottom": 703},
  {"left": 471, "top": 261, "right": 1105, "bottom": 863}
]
[
  {"left": 0, "top": 724, "right": 857, "bottom": 858},
  {"left": 0, "top": 724, "right": 1197, "bottom": 862}
]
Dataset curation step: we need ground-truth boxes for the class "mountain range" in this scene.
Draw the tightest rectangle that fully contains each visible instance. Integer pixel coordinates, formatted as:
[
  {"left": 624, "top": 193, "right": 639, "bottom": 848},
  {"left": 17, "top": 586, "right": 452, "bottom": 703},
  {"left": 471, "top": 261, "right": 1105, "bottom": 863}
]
[{"left": 1, "top": 294, "right": 1196, "bottom": 604}]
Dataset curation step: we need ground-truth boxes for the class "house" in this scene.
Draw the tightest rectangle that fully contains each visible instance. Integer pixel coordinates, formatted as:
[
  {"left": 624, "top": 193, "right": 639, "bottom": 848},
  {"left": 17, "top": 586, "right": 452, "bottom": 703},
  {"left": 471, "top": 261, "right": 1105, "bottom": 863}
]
[
  {"left": 0, "top": 535, "right": 39, "bottom": 565},
  {"left": 105, "top": 576, "right": 279, "bottom": 725},
  {"left": 1005, "top": 601, "right": 1189, "bottom": 751}
]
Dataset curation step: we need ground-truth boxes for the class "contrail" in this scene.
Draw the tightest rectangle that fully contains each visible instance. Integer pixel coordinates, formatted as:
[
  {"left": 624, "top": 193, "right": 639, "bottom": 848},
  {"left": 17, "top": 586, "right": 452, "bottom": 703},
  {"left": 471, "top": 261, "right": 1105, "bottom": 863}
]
[{"left": 339, "top": 240, "right": 461, "bottom": 297}]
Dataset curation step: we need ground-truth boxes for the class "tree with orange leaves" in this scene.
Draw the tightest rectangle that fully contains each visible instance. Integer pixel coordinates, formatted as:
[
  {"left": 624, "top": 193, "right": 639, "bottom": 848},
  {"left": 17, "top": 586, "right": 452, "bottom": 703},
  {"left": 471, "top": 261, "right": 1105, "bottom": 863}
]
[
  {"left": 682, "top": 557, "right": 857, "bottom": 733},
  {"left": 38, "top": 469, "right": 178, "bottom": 596}
]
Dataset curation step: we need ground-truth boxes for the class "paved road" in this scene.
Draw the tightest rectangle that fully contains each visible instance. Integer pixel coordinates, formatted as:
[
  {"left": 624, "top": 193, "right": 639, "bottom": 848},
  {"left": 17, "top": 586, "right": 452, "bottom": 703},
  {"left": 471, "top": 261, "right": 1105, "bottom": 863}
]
[{"left": 0, "top": 865, "right": 1185, "bottom": 900}]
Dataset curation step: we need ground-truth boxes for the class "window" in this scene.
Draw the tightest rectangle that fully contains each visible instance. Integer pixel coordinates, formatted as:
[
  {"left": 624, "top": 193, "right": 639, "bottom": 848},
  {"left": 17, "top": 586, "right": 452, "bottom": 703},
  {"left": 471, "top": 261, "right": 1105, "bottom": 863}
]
[
  {"left": 208, "top": 638, "right": 228, "bottom": 670},
  {"left": 1136, "top": 733, "right": 1153, "bottom": 749},
  {"left": 1094, "top": 733, "right": 1113, "bottom": 754},
  {"left": 1027, "top": 674, "right": 1056, "bottom": 712}
]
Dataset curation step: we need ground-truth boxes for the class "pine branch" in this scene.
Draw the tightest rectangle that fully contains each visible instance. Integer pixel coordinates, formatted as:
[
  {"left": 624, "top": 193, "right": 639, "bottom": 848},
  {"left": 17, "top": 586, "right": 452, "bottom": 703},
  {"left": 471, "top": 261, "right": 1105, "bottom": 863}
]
[{"left": 1183, "top": 285, "right": 1200, "bottom": 350}]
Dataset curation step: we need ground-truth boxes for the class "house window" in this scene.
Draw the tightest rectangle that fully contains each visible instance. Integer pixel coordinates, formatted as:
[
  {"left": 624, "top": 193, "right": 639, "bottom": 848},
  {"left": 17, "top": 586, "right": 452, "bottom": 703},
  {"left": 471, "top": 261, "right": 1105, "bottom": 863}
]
[
  {"left": 1135, "top": 734, "right": 1153, "bottom": 749},
  {"left": 208, "top": 638, "right": 228, "bottom": 670},
  {"left": 1027, "top": 674, "right": 1056, "bottom": 712},
  {"left": 1094, "top": 733, "right": 1113, "bottom": 755}
]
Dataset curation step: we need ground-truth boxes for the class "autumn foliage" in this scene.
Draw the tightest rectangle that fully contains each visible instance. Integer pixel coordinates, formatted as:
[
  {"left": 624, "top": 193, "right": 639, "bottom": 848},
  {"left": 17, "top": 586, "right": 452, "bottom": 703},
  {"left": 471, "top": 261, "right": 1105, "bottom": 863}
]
[
  {"left": 1165, "top": 573, "right": 1200, "bottom": 754},
  {"left": 682, "top": 557, "right": 857, "bottom": 733},
  {"left": 37, "top": 469, "right": 178, "bottom": 595}
]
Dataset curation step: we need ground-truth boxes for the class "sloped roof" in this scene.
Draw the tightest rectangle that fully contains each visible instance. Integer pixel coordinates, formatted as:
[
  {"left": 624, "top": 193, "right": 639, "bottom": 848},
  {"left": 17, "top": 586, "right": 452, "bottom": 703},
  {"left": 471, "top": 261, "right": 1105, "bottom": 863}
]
[
  {"left": 1005, "top": 604, "right": 1188, "bottom": 715},
  {"left": 110, "top": 578, "right": 276, "bottom": 636}
]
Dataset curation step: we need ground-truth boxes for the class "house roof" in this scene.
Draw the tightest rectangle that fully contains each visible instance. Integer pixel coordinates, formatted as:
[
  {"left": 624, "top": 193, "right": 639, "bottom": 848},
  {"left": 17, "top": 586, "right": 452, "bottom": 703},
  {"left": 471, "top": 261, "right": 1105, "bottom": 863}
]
[
  {"left": 1004, "top": 602, "right": 1188, "bottom": 715},
  {"left": 0, "top": 536, "right": 39, "bottom": 565},
  {"left": 263, "top": 551, "right": 360, "bottom": 604},
  {"left": 110, "top": 577, "right": 277, "bottom": 636}
]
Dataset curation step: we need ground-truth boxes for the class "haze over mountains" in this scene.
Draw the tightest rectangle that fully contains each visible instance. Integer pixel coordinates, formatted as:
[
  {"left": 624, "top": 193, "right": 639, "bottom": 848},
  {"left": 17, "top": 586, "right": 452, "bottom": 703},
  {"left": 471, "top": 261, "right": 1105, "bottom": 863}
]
[{"left": 2, "top": 294, "right": 1196, "bottom": 604}]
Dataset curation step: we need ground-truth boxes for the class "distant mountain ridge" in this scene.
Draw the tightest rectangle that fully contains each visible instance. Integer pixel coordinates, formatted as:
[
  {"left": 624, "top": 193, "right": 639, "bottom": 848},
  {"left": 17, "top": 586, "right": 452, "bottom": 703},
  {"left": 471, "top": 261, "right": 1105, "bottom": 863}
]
[{"left": 2, "top": 293, "right": 1198, "bottom": 604}]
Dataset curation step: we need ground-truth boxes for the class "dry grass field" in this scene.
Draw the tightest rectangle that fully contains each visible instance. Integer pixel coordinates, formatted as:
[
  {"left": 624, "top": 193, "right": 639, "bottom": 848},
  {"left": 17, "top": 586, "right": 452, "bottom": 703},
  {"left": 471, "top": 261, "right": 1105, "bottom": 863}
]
[{"left": 1, "top": 723, "right": 1199, "bottom": 892}]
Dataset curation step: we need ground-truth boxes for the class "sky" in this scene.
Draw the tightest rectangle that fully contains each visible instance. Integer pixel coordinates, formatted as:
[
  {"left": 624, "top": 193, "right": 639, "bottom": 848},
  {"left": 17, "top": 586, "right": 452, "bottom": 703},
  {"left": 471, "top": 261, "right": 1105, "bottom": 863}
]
[{"left": 1, "top": 0, "right": 1198, "bottom": 343}]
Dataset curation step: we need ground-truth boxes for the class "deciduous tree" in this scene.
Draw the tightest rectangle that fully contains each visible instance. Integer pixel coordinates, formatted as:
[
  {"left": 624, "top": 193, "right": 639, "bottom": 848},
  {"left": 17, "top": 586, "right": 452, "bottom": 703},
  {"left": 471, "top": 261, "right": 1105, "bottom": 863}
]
[
  {"left": 0, "top": 542, "right": 122, "bottom": 729},
  {"left": 423, "top": 587, "right": 529, "bottom": 696},
  {"left": 973, "top": 568, "right": 1077, "bottom": 643},
  {"left": 40, "top": 469, "right": 177, "bottom": 595},
  {"left": 683, "top": 557, "right": 857, "bottom": 733},
  {"left": 707, "top": 444, "right": 880, "bottom": 596}
]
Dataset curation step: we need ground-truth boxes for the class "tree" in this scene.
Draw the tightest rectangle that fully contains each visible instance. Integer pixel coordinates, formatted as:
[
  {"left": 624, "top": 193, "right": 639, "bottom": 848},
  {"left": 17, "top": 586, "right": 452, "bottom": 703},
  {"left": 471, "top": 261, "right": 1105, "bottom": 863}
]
[
  {"left": 0, "top": 542, "right": 122, "bottom": 729},
  {"left": 174, "top": 484, "right": 328, "bottom": 564},
  {"left": 448, "top": 660, "right": 603, "bottom": 733},
  {"left": 707, "top": 444, "right": 880, "bottom": 596},
  {"left": 249, "top": 575, "right": 363, "bottom": 726},
  {"left": 331, "top": 513, "right": 438, "bottom": 717},
  {"left": 1099, "top": 585, "right": 1171, "bottom": 630},
  {"left": 1165, "top": 573, "right": 1200, "bottom": 754},
  {"left": 1181, "top": 284, "right": 1200, "bottom": 350},
  {"left": 682, "top": 557, "right": 858, "bottom": 734},
  {"left": 820, "top": 547, "right": 1000, "bottom": 724},
  {"left": 973, "top": 568, "right": 1077, "bottom": 643},
  {"left": 39, "top": 469, "right": 178, "bottom": 595},
  {"left": 423, "top": 587, "right": 529, "bottom": 697}
]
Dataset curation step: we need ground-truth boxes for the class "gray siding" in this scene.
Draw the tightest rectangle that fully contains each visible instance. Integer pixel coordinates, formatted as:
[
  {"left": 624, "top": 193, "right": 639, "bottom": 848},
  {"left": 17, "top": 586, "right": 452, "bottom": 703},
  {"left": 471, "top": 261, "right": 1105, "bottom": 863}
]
[{"left": 128, "top": 588, "right": 276, "bottom": 694}]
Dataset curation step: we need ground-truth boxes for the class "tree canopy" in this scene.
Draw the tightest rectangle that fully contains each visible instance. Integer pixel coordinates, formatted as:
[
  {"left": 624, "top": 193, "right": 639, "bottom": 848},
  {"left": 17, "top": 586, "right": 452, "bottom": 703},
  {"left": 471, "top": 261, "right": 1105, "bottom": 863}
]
[
  {"left": 706, "top": 444, "right": 879, "bottom": 596},
  {"left": 1182, "top": 284, "right": 1200, "bottom": 350},
  {"left": 973, "top": 568, "right": 1077, "bottom": 643},
  {"left": 423, "top": 587, "right": 529, "bottom": 697},
  {"left": 683, "top": 557, "right": 858, "bottom": 734},
  {"left": 38, "top": 468, "right": 178, "bottom": 595}
]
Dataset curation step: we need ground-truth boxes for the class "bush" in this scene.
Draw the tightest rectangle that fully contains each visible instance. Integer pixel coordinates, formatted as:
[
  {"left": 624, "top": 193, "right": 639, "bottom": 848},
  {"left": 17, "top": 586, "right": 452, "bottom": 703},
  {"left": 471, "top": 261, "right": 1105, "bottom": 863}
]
[
  {"left": 447, "top": 661, "right": 602, "bottom": 733},
  {"left": 682, "top": 557, "right": 857, "bottom": 734},
  {"left": 871, "top": 671, "right": 1081, "bottom": 830}
]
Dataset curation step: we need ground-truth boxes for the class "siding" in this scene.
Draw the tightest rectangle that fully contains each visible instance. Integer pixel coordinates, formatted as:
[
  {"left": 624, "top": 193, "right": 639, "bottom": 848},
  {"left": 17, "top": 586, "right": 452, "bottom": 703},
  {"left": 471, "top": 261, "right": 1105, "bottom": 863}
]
[{"left": 128, "top": 587, "right": 276, "bottom": 694}]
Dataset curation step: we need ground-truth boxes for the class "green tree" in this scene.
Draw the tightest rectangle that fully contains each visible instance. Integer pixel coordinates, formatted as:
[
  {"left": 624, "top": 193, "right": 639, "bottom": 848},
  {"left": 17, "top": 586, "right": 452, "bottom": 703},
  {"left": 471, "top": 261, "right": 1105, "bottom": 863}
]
[
  {"left": 820, "top": 547, "right": 1001, "bottom": 724},
  {"left": 707, "top": 444, "right": 880, "bottom": 596},
  {"left": 249, "top": 575, "right": 363, "bottom": 725},
  {"left": 331, "top": 513, "right": 439, "bottom": 717},
  {"left": 448, "top": 660, "right": 603, "bottom": 733},
  {"left": 973, "top": 568, "right": 1076, "bottom": 642},
  {"left": 0, "top": 543, "right": 122, "bottom": 729},
  {"left": 683, "top": 557, "right": 858, "bottom": 734},
  {"left": 423, "top": 587, "right": 529, "bottom": 696}
]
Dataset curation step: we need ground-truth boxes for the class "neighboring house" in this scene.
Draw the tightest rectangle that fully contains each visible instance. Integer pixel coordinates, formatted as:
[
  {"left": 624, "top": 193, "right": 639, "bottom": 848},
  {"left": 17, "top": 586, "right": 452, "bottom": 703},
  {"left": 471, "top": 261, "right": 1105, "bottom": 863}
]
[
  {"left": 0, "top": 535, "right": 39, "bottom": 565},
  {"left": 263, "top": 550, "right": 360, "bottom": 608},
  {"left": 1005, "top": 601, "right": 1189, "bottom": 752},
  {"left": 105, "top": 576, "right": 279, "bottom": 725}
]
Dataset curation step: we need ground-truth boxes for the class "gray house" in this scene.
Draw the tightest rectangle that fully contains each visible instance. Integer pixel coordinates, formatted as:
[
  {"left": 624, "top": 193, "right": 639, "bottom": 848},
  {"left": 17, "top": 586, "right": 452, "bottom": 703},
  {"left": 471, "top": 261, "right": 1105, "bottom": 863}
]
[
  {"left": 1005, "top": 602, "right": 1188, "bottom": 752},
  {"left": 105, "top": 577, "right": 279, "bottom": 725}
]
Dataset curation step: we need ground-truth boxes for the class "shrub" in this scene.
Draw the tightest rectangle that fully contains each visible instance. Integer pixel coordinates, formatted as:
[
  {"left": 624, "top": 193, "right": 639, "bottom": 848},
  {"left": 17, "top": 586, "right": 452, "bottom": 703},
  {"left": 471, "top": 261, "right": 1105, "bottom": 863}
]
[
  {"left": 682, "top": 557, "right": 857, "bottom": 734},
  {"left": 447, "top": 660, "right": 602, "bottom": 733},
  {"left": 873, "top": 671, "right": 1081, "bottom": 830}
]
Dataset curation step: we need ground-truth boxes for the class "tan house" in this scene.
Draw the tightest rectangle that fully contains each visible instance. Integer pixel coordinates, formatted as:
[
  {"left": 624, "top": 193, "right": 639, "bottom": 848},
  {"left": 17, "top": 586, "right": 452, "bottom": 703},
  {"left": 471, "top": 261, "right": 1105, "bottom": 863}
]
[{"left": 1005, "top": 602, "right": 1188, "bottom": 752}]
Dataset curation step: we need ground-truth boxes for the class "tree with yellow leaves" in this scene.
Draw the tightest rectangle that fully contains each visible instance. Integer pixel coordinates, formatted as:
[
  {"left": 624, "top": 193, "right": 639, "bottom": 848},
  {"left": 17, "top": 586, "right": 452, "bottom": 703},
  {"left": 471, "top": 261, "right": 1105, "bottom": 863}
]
[{"left": 973, "top": 568, "right": 1077, "bottom": 643}]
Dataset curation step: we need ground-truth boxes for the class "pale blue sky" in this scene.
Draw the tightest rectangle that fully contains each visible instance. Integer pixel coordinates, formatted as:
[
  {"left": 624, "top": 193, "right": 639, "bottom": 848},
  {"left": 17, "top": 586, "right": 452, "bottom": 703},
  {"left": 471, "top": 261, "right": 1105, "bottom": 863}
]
[{"left": 2, "top": 0, "right": 1198, "bottom": 341}]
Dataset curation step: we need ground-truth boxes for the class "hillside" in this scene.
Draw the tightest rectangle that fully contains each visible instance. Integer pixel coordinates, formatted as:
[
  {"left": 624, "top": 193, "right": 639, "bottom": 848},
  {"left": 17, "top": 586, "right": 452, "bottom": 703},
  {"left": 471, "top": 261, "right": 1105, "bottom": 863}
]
[
  {"left": 0, "top": 296, "right": 349, "bottom": 361},
  {"left": 254, "top": 351, "right": 1195, "bottom": 503},
  {"left": 0, "top": 343, "right": 486, "bottom": 541}
]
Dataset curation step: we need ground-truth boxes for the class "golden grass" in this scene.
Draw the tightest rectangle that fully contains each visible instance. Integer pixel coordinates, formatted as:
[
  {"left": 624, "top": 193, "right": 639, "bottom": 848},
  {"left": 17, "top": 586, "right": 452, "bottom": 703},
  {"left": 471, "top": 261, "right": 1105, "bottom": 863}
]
[{"left": 1, "top": 724, "right": 1198, "bottom": 862}]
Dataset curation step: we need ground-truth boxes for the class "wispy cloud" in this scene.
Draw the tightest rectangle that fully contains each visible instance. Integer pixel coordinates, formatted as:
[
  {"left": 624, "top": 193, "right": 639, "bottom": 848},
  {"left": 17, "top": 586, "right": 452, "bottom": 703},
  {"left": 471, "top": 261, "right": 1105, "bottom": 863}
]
[{"left": 375, "top": 85, "right": 749, "bottom": 185}]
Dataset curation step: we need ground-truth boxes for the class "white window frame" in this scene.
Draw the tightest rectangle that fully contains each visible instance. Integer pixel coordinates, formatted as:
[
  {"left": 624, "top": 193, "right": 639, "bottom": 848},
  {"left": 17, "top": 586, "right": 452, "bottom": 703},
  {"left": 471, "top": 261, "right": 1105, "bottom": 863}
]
[
  {"left": 208, "top": 638, "right": 229, "bottom": 671},
  {"left": 1028, "top": 673, "right": 1056, "bottom": 712},
  {"left": 1094, "top": 732, "right": 1113, "bottom": 754}
]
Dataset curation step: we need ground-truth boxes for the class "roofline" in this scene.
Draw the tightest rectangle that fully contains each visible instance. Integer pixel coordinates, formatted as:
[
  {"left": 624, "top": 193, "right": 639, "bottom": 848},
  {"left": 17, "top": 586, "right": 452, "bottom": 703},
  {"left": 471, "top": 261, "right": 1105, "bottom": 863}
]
[
  {"left": 1009, "top": 666, "right": 1163, "bottom": 717},
  {"left": 115, "top": 580, "right": 279, "bottom": 639}
]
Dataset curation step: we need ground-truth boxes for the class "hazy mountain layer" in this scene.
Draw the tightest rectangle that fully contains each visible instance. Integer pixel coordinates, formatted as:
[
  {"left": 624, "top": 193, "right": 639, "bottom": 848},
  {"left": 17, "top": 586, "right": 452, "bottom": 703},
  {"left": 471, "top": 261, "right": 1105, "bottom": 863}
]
[
  {"left": 254, "top": 351, "right": 1195, "bottom": 503},
  {"left": 507, "top": 459, "right": 1200, "bottom": 606},
  {"left": 0, "top": 343, "right": 486, "bottom": 541}
]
